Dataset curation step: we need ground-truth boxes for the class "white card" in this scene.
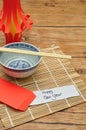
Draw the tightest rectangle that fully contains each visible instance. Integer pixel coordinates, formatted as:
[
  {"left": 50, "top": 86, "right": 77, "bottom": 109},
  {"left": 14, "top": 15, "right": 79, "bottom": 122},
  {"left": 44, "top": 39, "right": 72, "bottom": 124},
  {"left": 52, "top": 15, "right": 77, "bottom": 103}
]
[{"left": 30, "top": 85, "right": 79, "bottom": 105}]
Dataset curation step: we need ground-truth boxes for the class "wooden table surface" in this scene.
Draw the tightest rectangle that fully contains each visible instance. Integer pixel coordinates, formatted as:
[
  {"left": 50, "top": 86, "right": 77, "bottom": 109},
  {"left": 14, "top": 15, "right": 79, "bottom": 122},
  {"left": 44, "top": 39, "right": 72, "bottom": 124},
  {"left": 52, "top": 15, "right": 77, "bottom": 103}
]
[{"left": 0, "top": 0, "right": 86, "bottom": 130}]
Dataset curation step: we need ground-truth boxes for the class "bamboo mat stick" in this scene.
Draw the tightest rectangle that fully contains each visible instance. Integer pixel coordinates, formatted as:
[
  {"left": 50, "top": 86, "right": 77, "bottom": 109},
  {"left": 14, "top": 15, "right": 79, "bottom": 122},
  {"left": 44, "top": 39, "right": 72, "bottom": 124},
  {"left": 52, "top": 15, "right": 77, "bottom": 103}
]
[{"left": 0, "top": 47, "right": 71, "bottom": 59}]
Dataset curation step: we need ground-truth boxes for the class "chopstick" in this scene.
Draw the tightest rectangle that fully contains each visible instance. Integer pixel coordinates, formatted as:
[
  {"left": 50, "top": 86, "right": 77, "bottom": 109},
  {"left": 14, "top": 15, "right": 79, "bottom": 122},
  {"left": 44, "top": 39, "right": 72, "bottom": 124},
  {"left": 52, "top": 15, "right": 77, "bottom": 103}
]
[{"left": 0, "top": 47, "right": 71, "bottom": 59}]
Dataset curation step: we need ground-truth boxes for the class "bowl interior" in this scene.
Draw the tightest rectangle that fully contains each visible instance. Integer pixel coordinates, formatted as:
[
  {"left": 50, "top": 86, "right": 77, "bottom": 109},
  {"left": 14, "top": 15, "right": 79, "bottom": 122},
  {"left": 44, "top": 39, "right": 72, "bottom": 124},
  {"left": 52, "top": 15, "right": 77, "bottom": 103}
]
[{"left": 0, "top": 42, "right": 41, "bottom": 70}]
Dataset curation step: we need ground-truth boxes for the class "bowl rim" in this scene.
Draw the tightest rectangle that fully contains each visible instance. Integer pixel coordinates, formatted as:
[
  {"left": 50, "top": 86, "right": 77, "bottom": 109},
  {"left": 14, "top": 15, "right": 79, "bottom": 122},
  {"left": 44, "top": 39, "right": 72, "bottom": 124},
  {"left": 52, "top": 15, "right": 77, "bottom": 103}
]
[{"left": 0, "top": 42, "right": 42, "bottom": 71}]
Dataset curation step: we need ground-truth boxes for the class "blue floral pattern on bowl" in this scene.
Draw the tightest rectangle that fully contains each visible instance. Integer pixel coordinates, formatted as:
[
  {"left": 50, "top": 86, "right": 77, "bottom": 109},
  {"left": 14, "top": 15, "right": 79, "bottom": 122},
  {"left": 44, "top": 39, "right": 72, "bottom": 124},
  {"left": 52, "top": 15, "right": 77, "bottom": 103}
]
[{"left": 8, "top": 59, "right": 31, "bottom": 70}]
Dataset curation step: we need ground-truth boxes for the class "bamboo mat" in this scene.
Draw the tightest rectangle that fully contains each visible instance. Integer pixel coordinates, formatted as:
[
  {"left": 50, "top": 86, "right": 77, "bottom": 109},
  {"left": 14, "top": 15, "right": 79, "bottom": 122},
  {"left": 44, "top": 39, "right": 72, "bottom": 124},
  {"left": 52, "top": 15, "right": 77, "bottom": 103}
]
[{"left": 0, "top": 46, "right": 86, "bottom": 129}]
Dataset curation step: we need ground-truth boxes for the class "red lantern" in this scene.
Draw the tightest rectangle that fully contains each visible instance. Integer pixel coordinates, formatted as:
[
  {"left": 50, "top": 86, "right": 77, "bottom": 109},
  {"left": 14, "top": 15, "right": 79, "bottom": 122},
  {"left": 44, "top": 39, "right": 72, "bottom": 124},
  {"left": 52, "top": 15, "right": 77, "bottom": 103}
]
[{"left": 0, "top": 0, "right": 33, "bottom": 44}]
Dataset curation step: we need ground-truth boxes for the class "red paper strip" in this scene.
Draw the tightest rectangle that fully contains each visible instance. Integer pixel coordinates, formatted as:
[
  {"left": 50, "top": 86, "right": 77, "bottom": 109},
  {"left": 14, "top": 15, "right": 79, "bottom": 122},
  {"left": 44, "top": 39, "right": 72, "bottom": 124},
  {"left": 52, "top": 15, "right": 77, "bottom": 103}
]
[{"left": 0, "top": 78, "right": 36, "bottom": 111}]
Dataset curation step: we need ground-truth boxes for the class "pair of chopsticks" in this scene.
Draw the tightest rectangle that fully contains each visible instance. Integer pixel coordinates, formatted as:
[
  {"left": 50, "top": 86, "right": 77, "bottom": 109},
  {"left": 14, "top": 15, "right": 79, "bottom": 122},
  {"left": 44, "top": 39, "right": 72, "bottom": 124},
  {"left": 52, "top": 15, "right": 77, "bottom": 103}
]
[{"left": 0, "top": 47, "right": 71, "bottom": 59}]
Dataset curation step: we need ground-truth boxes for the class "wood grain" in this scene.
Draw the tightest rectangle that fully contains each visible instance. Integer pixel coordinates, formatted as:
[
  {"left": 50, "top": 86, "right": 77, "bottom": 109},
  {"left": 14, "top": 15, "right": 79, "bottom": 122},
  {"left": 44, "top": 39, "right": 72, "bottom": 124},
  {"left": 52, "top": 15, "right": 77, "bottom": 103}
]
[
  {"left": 0, "top": 0, "right": 86, "bottom": 130},
  {"left": 21, "top": 0, "right": 86, "bottom": 26},
  {"left": 0, "top": 0, "right": 86, "bottom": 26}
]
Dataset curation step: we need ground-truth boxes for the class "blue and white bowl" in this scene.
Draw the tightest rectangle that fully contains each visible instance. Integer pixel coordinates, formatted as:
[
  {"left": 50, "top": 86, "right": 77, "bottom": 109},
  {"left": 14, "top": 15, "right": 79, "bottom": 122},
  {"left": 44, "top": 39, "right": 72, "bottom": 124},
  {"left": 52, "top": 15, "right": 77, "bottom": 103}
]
[{"left": 0, "top": 42, "right": 41, "bottom": 78}]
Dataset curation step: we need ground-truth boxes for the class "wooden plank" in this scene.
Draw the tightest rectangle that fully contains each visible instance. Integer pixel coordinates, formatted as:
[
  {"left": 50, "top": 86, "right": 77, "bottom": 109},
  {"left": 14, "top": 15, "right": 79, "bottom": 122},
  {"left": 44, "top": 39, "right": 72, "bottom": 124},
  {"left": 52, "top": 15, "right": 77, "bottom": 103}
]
[
  {"left": 22, "top": 27, "right": 86, "bottom": 49},
  {"left": 21, "top": 0, "right": 86, "bottom": 26},
  {"left": 1, "top": 27, "right": 86, "bottom": 53},
  {"left": 0, "top": 0, "right": 86, "bottom": 26}
]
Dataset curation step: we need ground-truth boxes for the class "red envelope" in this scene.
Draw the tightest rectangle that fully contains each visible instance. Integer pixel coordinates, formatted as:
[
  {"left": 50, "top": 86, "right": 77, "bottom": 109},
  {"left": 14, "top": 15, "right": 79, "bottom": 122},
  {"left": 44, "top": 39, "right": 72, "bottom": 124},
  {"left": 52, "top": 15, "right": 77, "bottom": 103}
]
[{"left": 0, "top": 78, "right": 36, "bottom": 111}]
